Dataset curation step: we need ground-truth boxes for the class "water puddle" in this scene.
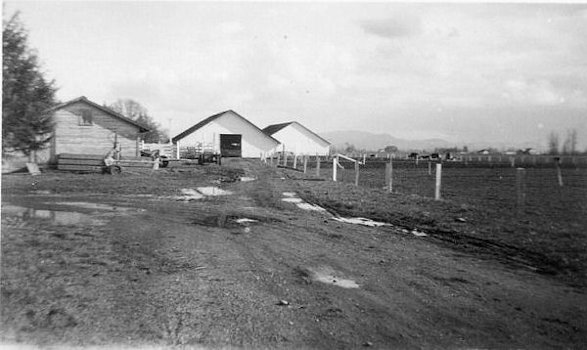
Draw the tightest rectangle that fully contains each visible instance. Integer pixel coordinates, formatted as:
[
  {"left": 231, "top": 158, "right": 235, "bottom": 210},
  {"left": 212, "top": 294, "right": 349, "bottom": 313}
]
[
  {"left": 301, "top": 267, "right": 359, "bottom": 289},
  {"left": 2, "top": 204, "right": 107, "bottom": 226},
  {"left": 411, "top": 230, "right": 428, "bottom": 237},
  {"left": 235, "top": 218, "right": 259, "bottom": 224},
  {"left": 281, "top": 192, "right": 326, "bottom": 212},
  {"left": 239, "top": 176, "right": 256, "bottom": 182},
  {"left": 196, "top": 186, "right": 233, "bottom": 196},
  {"left": 55, "top": 201, "right": 132, "bottom": 212},
  {"left": 178, "top": 188, "right": 205, "bottom": 200},
  {"left": 192, "top": 213, "right": 276, "bottom": 228},
  {"left": 296, "top": 203, "right": 326, "bottom": 212},
  {"left": 332, "top": 217, "right": 390, "bottom": 227},
  {"left": 282, "top": 197, "right": 303, "bottom": 203}
]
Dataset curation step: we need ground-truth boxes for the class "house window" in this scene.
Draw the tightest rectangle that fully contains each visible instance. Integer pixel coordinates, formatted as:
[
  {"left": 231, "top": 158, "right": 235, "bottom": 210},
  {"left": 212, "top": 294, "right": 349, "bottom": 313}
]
[{"left": 79, "top": 109, "right": 93, "bottom": 126}]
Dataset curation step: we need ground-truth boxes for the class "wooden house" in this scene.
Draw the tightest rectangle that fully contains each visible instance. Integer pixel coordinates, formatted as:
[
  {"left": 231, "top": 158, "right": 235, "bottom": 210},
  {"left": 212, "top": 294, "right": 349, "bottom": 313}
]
[
  {"left": 262, "top": 121, "right": 331, "bottom": 156},
  {"left": 172, "top": 110, "right": 280, "bottom": 158},
  {"left": 44, "top": 96, "right": 149, "bottom": 164}
]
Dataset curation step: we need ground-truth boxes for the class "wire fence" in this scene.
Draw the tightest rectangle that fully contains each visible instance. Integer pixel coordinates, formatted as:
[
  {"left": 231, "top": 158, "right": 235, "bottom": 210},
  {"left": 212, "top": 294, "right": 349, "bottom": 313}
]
[{"left": 265, "top": 154, "right": 587, "bottom": 218}]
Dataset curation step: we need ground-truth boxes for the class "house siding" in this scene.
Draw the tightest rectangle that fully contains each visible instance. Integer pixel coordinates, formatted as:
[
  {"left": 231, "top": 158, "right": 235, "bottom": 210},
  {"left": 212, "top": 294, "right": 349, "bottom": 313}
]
[
  {"left": 179, "top": 112, "right": 279, "bottom": 158},
  {"left": 53, "top": 101, "right": 142, "bottom": 161},
  {"left": 272, "top": 123, "right": 330, "bottom": 156}
]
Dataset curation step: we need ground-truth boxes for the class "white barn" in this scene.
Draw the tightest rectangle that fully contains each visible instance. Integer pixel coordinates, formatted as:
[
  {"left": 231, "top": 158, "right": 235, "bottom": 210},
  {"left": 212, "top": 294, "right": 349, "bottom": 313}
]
[
  {"left": 263, "top": 121, "right": 331, "bottom": 156},
  {"left": 172, "top": 110, "right": 280, "bottom": 158}
]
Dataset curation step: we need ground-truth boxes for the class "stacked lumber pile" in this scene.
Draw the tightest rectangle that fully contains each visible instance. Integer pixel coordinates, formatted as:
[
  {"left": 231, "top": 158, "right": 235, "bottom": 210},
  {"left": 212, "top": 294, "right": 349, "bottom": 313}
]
[{"left": 57, "top": 153, "right": 154, "bottom": 172}]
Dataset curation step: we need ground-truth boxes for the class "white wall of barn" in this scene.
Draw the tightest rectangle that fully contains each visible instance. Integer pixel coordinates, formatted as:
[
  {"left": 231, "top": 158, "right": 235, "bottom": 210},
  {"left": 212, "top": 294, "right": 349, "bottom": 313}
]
[
  {"left": 272, "top": 123, "right": 330, "bottom": 156},
  {"left": 178, "top": 112, "right": 279, "bottom": 158}
]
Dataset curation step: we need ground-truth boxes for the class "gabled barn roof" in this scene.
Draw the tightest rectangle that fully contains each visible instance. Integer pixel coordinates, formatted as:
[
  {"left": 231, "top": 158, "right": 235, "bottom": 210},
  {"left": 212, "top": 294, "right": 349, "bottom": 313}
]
[
  {"left": 172, "top": 110, "right": 280, "bottom": 144},
  {"left": 48, "top": 96, "right": 150, "bottom": 132},
  {"left": 262, "top": 122, "right": 294, "bottom": 136},
  {"left": 263, "top": 121, "right": 331, "bottom": 145}
]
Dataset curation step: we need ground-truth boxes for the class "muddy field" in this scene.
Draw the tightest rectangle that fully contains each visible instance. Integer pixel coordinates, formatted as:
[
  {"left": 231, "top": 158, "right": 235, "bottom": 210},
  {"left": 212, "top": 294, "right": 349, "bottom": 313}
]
[{"left": 1, "top": 159, "right": 586, "bottom": 349}]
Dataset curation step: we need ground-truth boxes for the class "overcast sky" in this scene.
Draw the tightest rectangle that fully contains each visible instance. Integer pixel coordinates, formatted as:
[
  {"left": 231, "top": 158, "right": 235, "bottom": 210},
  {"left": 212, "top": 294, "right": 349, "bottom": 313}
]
[{"left": 5, "top": 1, "right": 587, "bottom": 150}]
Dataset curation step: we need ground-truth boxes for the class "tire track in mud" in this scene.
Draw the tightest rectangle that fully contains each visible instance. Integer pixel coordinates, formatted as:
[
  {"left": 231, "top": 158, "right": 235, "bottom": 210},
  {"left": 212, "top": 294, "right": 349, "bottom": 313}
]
[{"left": 300, "top": 196, "right": 572, "bottom": 280}]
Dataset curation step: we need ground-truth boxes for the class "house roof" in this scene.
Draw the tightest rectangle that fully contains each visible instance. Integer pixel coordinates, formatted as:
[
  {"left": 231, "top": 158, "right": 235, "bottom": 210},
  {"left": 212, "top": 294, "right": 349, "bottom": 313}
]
[
  {"left": 172, "top": 110, "right": 280, "bottom": 144},
  {"left": 263, "top": 121, "right": 331, "bottom": 145},
  {"left": 48, "top": 96, "right": 150, "bottom": 132}
]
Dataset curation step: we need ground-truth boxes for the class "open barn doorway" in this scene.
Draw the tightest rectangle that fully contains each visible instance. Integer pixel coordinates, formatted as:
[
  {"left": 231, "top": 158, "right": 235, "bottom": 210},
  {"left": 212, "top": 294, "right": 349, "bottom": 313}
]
[{"left": 220, "top": 134, "right": 242, "bottom": 157}]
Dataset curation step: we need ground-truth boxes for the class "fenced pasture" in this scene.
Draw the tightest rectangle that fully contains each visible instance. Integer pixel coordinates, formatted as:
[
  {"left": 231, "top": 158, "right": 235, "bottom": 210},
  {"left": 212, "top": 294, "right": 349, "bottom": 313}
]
[{"left": 271, "top": 155, "right": 587, "bottom": 229}]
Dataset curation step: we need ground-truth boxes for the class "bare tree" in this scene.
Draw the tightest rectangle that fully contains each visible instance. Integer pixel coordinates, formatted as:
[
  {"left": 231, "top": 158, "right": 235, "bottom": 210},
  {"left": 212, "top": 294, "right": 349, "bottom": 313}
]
[
  {"left": 547, "top": 131, "right": 559, "bottom": 155},
  {"left": 109, "top": 99, "right": 148, "bottom": 120},
  {"left": 109, "top": 99, "right": 167, "bottom": 143}
]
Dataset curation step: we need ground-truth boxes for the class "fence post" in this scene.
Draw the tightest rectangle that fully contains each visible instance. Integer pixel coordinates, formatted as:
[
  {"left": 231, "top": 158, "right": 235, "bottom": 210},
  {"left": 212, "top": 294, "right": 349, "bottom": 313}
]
[
  {"left": 516, "top": 168, "right": 526, "bottom": 215},
  {"left": 385, "top": 157, "right": 393, "bottom": 193},
  {"left": 332, "top": 155, "right": 338, "bottom": 181},
  {"left": 276, "top": 153, "right": 281, "bottom": 167},
  {"left": 428, "top": 161, "right": 432, "bottom": 176},
  {"left": 316, "top": 154, "right": 321, "bottom": 176},
  {"left": 270, "top": 153, "right": 274, "bottom": 166},
  {"left": 555, "top": 157, "right": 564, "bottom": 187},
  {"left": 510, "top": 157, "right": 515, "bottom": 168},
  {"left": 354, "top": 160, "right": 359, "bottom": 186},
  {"left": 293, "top": 154, "right": 298, "bottom": 169},
  {"left": 435, "top": 163, "right": 442, "bottom": 200},
  {"left": 303, "top": 155, "right": 308, "bottom": 174}
]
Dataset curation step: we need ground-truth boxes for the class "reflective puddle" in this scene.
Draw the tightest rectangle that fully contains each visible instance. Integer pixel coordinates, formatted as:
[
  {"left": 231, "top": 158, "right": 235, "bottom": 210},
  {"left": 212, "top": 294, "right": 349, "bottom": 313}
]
[
  {"left": 2, "top": 204, "right": 107, "bottom": 226},
  {"left": 282, "top": 197, "right": 303, "bottom": 203},
  {"left": 303, "top": 267, "right": 359, "bottom": 289},
  {"left": 179, "top": 188, "right": 205, "bottom": 200},
  {"left": 332, "top": 217, "right": 390, "bottom": 227},
  {"left": 281, "top": 192, "right": 326, "bottom": 212},
  {"left": 196, "top": 187, "right": 233, "bottom": 196},
  {"left": 55, "top": 201, "right": 133, "bottom": 212}
]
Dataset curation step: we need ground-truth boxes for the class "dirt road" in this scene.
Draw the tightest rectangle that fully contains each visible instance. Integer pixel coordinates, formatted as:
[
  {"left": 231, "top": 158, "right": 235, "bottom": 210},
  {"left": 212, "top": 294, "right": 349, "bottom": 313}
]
[{"left": 1, "top": 159, "right": 585, "bottom": 349}]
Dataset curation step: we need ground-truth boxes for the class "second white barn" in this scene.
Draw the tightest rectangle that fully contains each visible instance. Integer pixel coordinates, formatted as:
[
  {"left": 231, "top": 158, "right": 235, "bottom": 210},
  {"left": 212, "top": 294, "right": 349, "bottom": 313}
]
[
  {"left": 172, "top": 110, "right": 280, "bottom": 158},
  {"left": 263, "top": 121, "right": 331, "bottom": 156}
]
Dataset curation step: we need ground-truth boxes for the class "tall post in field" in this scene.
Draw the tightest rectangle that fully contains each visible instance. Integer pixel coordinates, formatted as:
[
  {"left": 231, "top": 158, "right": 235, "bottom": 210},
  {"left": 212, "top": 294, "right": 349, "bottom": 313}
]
[
  {"left": 555, "top": 157, "right": 564, "bottom": 187},
  {"left": 385, "top": 157, "right": 393, "bottom": 193},
  {"left": 516, "top": 168, "right": 526, "bottom": 215},
  {"left": 435, "top": 163, "right": 442, "bottom": 200},
  {"left": 332, "top": 155, "right": 338, "bottom": 181},
  {"left": 316, "top": 154, "right": 321, "bottom": 176},
  {"left": 283, "top": 152, "right": 288, "bottom": 167},
  {"left": 303, "top": 155, "right": 308, "bottom": 173},
  {"left": 428, "top": 161, "right": 432, "bottom": 176},
  {"left": 293, "top": 153, "right": 298, "bottom": 169},
  {"left": 354, "top": 160, "right": 359, "bottom": 186},
  {"left": 510, "top": 157, "right": 515, "bottom": 168}
]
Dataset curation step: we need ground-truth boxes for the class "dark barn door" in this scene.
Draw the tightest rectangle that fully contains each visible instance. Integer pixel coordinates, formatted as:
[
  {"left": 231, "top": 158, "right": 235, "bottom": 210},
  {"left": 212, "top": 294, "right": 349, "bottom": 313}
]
[{"left": 220, "top": 134, "right": 242, "bottom": 157}]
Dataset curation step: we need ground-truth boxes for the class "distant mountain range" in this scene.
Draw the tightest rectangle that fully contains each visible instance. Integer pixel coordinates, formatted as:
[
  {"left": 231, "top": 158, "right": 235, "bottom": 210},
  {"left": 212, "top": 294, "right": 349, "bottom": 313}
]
[{"left": 319, "top": 130, "right": 453, "bottom": 152}]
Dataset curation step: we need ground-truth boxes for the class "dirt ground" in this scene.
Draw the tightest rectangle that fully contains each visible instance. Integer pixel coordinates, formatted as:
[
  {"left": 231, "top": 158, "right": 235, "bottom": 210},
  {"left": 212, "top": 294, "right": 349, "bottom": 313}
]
[{"left": 1, "top": 159, "right": 586, "bottom": 349}]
